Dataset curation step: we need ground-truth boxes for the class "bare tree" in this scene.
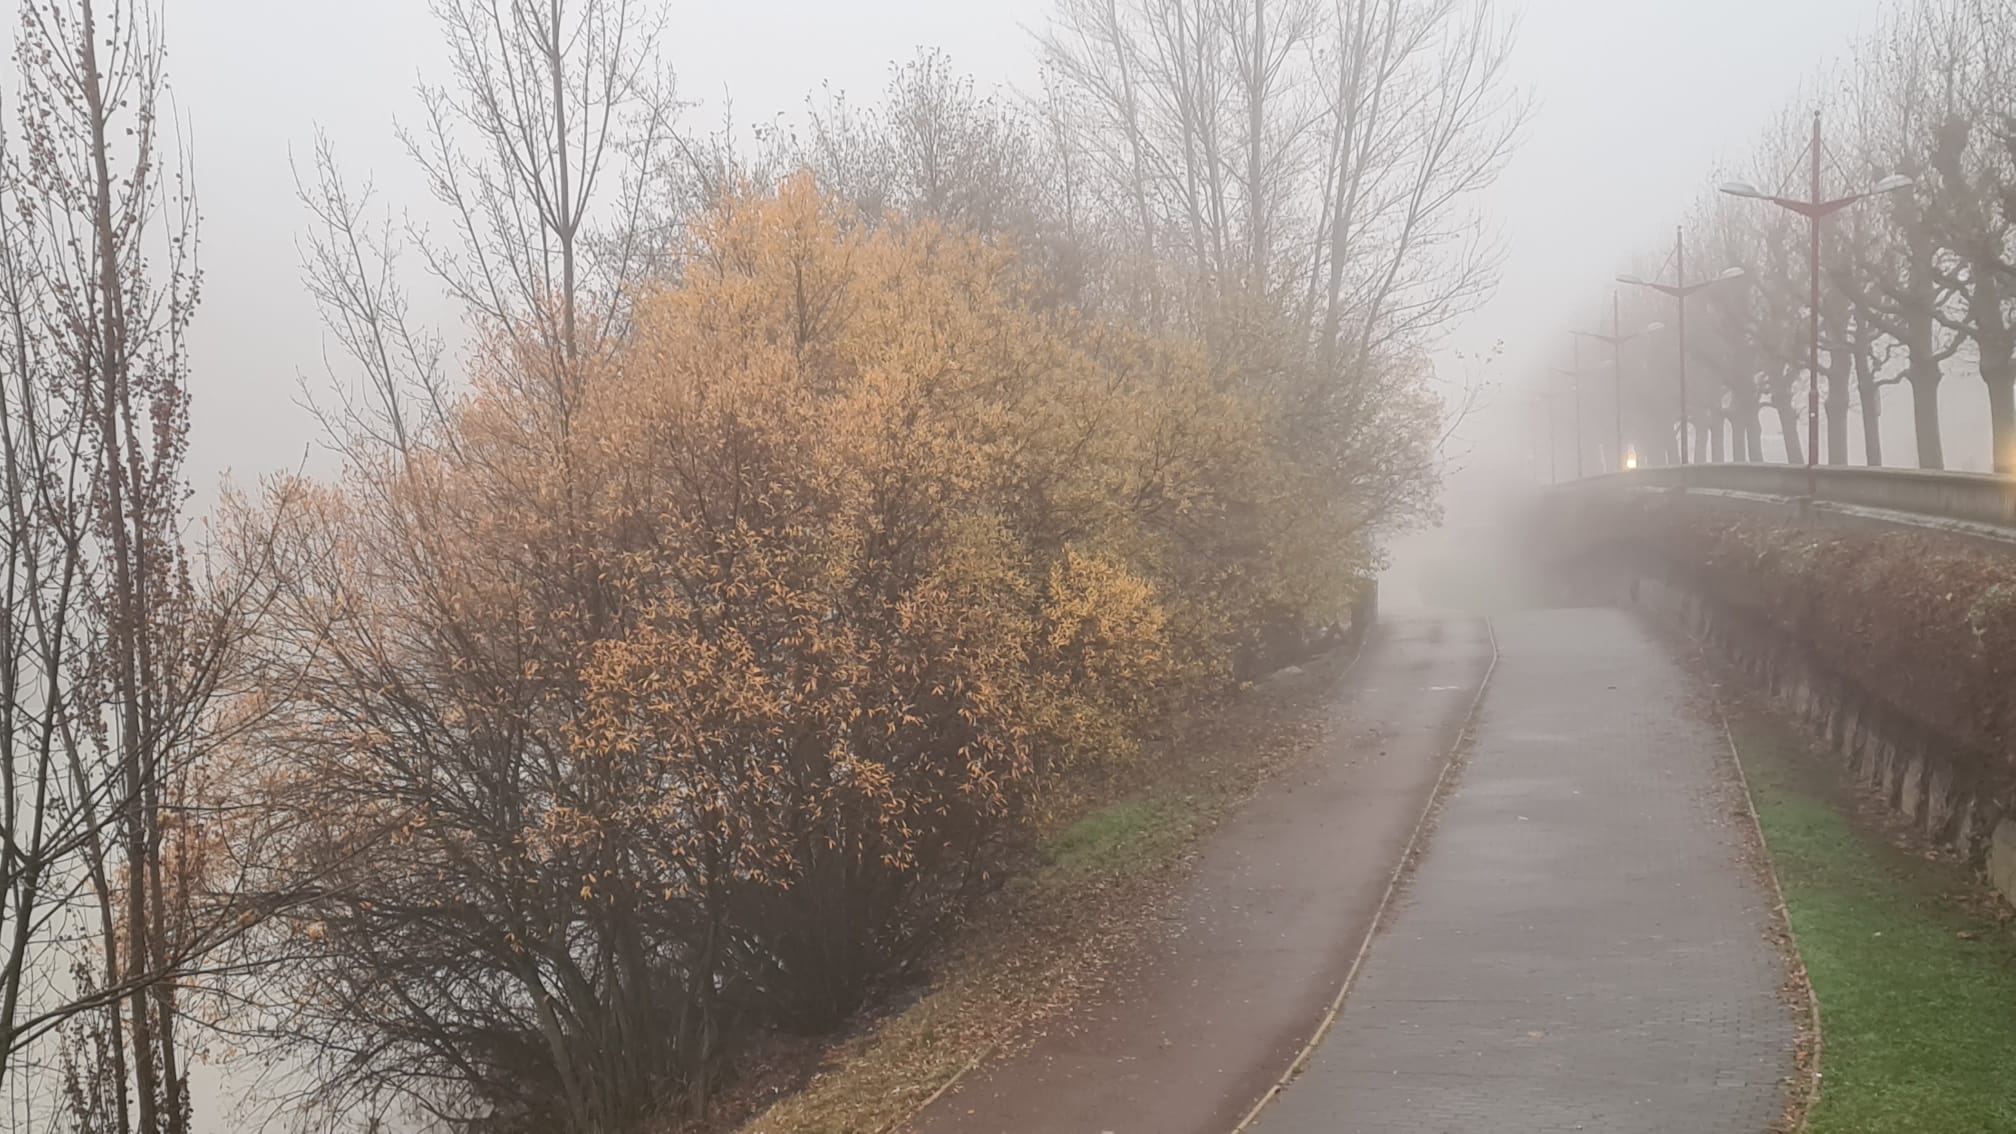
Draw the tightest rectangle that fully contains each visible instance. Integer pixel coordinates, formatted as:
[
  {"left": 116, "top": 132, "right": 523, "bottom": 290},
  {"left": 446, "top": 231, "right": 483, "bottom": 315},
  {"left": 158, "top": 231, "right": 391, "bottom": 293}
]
[
  {"left": 0, "top": 112, "right": 127, "bottom": 1107},
  {"left": 1041, "top": 0, "right": 1520, "bottom": 351},
  {"left": 1914, "top": 0, "right": 2016, "bottom": 470},
  {"left": 799, "top": 52, "right": 1044, "bottom": 234},
  {"left": 0, "top": 0, "right": 208, "bottom": 1125},
  {"left": 1839, "top": 9, "right": 1966, "bottom": 469},
  {"left": 1608, "top": 3, "right": 2016, "bottom": 472},
  {"left": 294, "top": 133, "right": 454, "bottom": 467},
  {"left": 1823, "top": 206, "right": 1905, "bottom": 466},
  {"left": 0, "top": 3, "right": 299, "bottom": 1131},
  {"left": 1037, "top": 0, "right": 1519, "bottom": 562},
  {"left": 400, "top": 0, "right": 682, "bottom": 428},
  {"left": 1687, "top": 171, "right": 1811, "bottom": 465},
  {"left": 1310, "top": 0, "right": 1522, "bottom": 363},
  {"left": 261, "top": 1, "right": 702, "bottom": 1128}
]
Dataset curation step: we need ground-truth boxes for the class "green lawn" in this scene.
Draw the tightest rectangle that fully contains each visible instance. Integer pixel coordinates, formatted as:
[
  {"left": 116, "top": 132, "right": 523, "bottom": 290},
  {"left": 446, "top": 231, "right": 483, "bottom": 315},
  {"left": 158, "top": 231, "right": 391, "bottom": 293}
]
[
  {"left": 1730, "top": 715, "right": 2016, "bottom": 1133},
  {"left": 1039, "top": 796, "right": 1199, "bottom": 878}
]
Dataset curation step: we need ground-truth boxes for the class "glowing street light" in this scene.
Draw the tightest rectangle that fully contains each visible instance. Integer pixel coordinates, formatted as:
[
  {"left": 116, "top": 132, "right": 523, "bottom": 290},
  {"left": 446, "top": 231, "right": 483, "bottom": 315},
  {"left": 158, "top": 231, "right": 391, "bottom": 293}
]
[
  {"left": 1720, "top": 111, "right": 1912, "bottom": 495},
  {"left": 1618, "top": 229, "right": 1747, "bottom": 465}
]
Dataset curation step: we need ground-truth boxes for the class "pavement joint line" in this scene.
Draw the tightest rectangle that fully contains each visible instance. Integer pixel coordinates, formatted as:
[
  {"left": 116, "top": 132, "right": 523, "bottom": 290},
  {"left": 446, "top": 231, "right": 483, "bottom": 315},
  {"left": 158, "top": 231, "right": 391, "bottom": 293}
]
[{"left": 1225, "top": 617, "right": 1502, "bottom": 1134}]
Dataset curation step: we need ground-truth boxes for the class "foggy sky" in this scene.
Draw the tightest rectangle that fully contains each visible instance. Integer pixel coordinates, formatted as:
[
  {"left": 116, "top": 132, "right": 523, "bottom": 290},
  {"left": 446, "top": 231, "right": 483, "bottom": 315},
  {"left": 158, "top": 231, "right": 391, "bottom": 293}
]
[{"left": 153, "top": 0, "right": 1960, "bottom": 507}]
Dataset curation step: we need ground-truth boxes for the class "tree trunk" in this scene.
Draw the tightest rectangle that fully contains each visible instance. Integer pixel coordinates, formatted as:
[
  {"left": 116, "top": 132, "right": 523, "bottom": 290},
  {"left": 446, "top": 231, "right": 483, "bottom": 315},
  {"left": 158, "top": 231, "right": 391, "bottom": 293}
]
[
  {"left": 1859, "top": 391, "right": 1884, "bottom": 466},
  {"left": 1984, "top": 347, "right": 2015, "bottom": 474},
  {"left": 1708, "top": 416, "right": 1724, "bottom": 463},
  {"left": 1854, "top": 355, "right": 1883, "bottom": 467},
  {"left": 1771, "top": 389, "right": 1804, "bottom": 465},
  {"left": 1975, "top": 288, "right": 2015, "bottom": 470},
  {"left": 1245, "top": 0, "right": 1267, "bottom": 289},
  {"left": 1733, "top": 401, "right": 1763, "bottom": 462},
  {"left": 78, "top": 1, "right": 167, "bottom": 1127},
  {"left": 1908, "top": 363, "right": 1944, "bottom": 469},
  {"left": 1824, "top": 350, "right": 1850, "bottom": 465}
]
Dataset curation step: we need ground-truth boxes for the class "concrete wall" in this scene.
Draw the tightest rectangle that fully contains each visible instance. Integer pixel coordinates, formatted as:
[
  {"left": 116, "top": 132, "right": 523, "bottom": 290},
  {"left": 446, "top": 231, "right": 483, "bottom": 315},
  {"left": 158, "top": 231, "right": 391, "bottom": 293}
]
[
  {"left": 1580, "top": 463, "right": 2016, "bottom": 529},
  {"left": 1992, "top": 822, "right": 2016, "bottom": 915}
]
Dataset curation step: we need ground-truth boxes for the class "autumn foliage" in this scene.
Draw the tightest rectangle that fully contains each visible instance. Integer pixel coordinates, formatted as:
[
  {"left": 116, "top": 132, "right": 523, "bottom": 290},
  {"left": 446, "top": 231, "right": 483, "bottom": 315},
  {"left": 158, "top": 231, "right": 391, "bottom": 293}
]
[
  {"left": 232, "top": 177, "right": 1411, "bottom": 1128},
  {"left": 0, "top": 0, "right": 1498, "bottom": 1121}
]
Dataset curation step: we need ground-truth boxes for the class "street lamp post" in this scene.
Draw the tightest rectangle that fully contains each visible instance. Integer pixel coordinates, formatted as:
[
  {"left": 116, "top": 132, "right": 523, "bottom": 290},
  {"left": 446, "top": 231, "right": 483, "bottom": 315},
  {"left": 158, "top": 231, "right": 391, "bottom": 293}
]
[
  {"left": 1572, "top": 295, "right": 1665, "bottom": 472},
  {"left": 1617, "top": 227, "right": 1745, "bottom": 466},
  {"left": 1720, "top": 110, "right": 1911, "bottom": 496},
  {"left": 1549, "top": 334, "right": 1592, "bottom": 479}
]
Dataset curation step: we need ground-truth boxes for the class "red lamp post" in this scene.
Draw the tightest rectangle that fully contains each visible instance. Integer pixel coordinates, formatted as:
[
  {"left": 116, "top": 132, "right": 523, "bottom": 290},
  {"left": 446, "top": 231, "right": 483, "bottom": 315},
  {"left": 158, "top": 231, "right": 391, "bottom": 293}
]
[{"left": 1719, "top": 110, "right": 1911, "bottom": 496}]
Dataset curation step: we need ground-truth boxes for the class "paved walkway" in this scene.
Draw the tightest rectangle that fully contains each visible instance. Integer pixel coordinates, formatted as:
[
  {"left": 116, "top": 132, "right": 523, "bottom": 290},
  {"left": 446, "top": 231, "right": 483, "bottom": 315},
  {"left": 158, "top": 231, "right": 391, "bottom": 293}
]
[
  {"left": 908, "top": 617, "right": 1496, "bottom": 1134},
  {"left": 1250, "top": 607, "right": 1796, "bottom": 1133}
]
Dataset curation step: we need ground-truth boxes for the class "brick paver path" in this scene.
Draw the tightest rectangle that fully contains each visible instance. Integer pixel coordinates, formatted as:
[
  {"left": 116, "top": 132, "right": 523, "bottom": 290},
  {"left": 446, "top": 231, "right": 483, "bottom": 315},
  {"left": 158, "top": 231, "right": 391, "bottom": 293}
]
[{"left": 1249, "top": 607, "right": 1796, "bottom": 1133}]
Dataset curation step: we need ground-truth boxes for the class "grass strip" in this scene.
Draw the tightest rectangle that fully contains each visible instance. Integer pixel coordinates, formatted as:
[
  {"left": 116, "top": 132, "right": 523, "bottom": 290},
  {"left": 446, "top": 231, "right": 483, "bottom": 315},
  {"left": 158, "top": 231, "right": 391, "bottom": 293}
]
[{"left": 1729, "top": 713, "right": 2016, "bottom": 1134}]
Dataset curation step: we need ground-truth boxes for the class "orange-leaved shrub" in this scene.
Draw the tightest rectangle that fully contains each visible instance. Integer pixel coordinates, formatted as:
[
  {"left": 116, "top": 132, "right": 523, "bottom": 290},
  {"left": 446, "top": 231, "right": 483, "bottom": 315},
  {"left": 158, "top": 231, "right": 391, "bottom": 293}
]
[{"left": 243, "top": 177, "right": 1394, "bottom": 1130}]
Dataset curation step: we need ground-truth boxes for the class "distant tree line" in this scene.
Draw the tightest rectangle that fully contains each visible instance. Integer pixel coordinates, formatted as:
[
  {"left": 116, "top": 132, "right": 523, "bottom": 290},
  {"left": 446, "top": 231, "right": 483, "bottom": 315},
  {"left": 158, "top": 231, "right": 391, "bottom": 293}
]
[
  {"left": 0, "top": 0, "right": 1520, "bottom": 1131},
  {"left": 1572, "top": 0, "right": 2016, "bottom": 473}
]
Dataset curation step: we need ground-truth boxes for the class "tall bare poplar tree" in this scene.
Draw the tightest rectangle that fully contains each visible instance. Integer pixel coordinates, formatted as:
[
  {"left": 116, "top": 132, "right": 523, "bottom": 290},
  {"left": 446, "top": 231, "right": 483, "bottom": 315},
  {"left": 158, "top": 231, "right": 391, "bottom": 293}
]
[
  {"left": 0, "top": 0, "right": 206, "bottom": 1125},
  {"left": 0, "top": 1, "right": 200, "bottom": 1130}
]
